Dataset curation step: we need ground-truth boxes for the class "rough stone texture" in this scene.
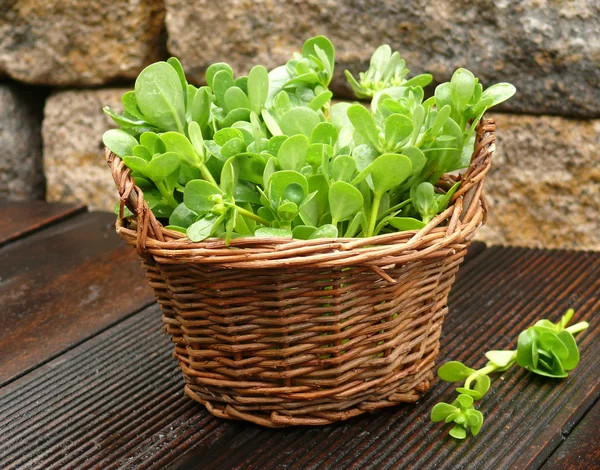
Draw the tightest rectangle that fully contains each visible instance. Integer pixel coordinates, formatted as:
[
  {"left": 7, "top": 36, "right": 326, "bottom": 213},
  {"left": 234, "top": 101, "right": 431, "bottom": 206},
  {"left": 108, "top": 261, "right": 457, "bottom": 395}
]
[
  {"left": 0, "top": 82, "right": 44, "bottom": 200},
  {"left": 43, "top": 88, "right": 128, "bottom": 211},
  {"left": 475, "top": 113, "right": 600, "bottom": 250},
  {"left": 166, "top": 0, "right": 600, "bottom": 118},
  {"left": 0, "top": 0, "right": 165, "bottom": 86}
]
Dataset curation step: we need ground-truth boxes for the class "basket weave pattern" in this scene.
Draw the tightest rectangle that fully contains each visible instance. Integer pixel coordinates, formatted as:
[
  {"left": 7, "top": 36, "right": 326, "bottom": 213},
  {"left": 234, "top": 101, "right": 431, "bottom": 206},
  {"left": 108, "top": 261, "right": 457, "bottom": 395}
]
[{"left": 106, "top": 119, "right": 496, "bottom": 427}]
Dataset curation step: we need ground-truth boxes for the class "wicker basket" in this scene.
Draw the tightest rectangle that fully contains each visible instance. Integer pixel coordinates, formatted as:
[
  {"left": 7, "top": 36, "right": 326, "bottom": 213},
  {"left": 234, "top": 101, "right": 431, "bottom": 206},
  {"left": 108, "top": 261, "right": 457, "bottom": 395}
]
[{"left": 105, "top": 118, "right": 496, "bottom": 427}]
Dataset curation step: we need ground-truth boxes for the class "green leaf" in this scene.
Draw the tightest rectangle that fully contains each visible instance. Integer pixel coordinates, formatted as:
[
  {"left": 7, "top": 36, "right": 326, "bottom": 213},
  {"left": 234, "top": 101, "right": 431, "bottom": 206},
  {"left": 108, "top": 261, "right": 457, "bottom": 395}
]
[
  {"left": 434, "top": 82, "right": 453, "bottom": 111},
  {"left": 262, "top": 109, "right": 283, "bottom": 136},
  {"left": 277, "top": 134, "right": 310, "bottom": 172},
  {"left": 220, "top": 159, "right": 239, "bottom": 195},
  {"left": 351, "top": 144, "right": 377, "bottom": 174},
  {"left": 311, "top": 122, "right": 338, "bottom": 146},
  {"left": 388, "top": 217, "right": 426, "bottom": 231},
  {"left": 412, "top": 182, "right": 437, "bottom": 221},
  {"left": 292, "top": 225, "right": 317, "bottom": 240},
  {"left": 121, "top": 91, "right": 145, "bottom": 120},
  {"left": 355, "top": 153, "right": 412, "bottom": 196},
  {"left": 344, "top": 212, "right": 364, "bottom": 237},
  {"left": 308, "top": 91, "right": 333, "bottom": 111},
  {"left": 485, "top": 350, "right": 516, "bottom": 369},
  {"left": 517, "top": 328, "right": 538, "bottom": 369},
  {"left": 190, "top": 87, "right": 211, "bottom": 128},
  {"left": 122, "top": 155, "right": 149, "bottom": 175},
  {"left": 205, "top": 62, "right": 233, "bottom": 89},
  {"left": 234, "top": 183, "right": 261, "bottom": 204},
  {"left": 184, "top": 179, "right": 223, "bottom": 213},
  {"left": 214, "top": 128, "right": 244, "bottom": 146},
  {"left": 450, "top": 68, "right": 476, "bottom": 111},
  {"left": 187, "top": 214, "right": 221, "bottom": 242},
  {"left": 212, "top": 69, "right": 235, "bottom": 107},
  {"left": 306, "top": 143, "right": 333, "bottom": 171},
  {"left": 224, "top": 86, "right": 251, "bottom": 112},
  {"left": 329, "top": 181, "right": 363, "bottom": 225},
  {"left": 473, "top": 374, "right": 491, "bottom": 398},
  {"left": 556, "top": 330, "right": 580, "bottom": 370},
  {"left": 449, "top": 425, "right": 467, "bottom": 440},
  {"left": 140, "top": 131, "right": 166, "bottom": 155},
  {"left": 255, "top": 227, "right": 292, "bottom": 238},
  {"left": 167, "top": 57, "right": 188, "bottom": 106},
  {"left": 401, "top": 146, "right": 427, "bottom": 177},
  {"left": 279, "top": 107, "right": 321, "bottom": 138},
  {"left": 456, "top": 374, "right": 491, "bottom": 401},
  {"left": 403, "top": 74, "right": 433, "bottom": 88},
  {"left": 133, "top": 145, "right": 152, "bottom": 161},
  {"left": 438, "top": 361, "right": 476, "bottom": 382},
  {"left": 481, "top": 83, "right": 517, "bottom": 107},
  {"left": 231, "top": 152, "right": 266, "bottom": 185},
  {"left": 430, "top": 105, "right": 451, "bottom": 137},
  {"left": 247, "top": 65, "right": 269, "bottom": 114},
  {"left": 135, "top": 62, "right": 186, "bottom": 133},
  {"left": 188, "top": 122, "right": 205, "bottom": 160},
  {"left": 431, "top": 402, "right": 458, "bottom": 422},
  {"left": 309, "top": 224, "right": 338, "bottom": 239},
  {"left": 537, "top": 329, "right": 569, "bottom": 361},
  {"left": 268, "top": 171, "right": 309, "bottom": 206},
  {"left": 235, "top": 76, "right": 248, "bottom": 94},
  {"left": 384, "top": 113, "right": 413, "bottom": 150},
  {"left": 331, "top": 155, "right": 356, "bottom": 182},
  {"left": 220, "top": 138, "right": 247, "bottom": 159},
  {"left": 277, "top": 201, "right": 298, "bottom": 221},
  {"left": 103, "top": 129, "right": 138, "bottom": 157},
  {"left": 456, "top": 394, "right": 474, "bottom": 408},
  {"left": 161, "top": 132, "right": 201, "bottom": 166},
  {"left": 467, "top": 409, "right": 484, "bottom": 436},
  {"left": 169, "top": 202, "right": 197, "bottom": 228},
  {"left": 147, "top": 152, "right": 180, "bottom": 181},
  {"left": 347, "top": 104, "right": 380, "bottom": 149},
  {"left": 303, "top": 36, "right": 335, "bottom": 68}
]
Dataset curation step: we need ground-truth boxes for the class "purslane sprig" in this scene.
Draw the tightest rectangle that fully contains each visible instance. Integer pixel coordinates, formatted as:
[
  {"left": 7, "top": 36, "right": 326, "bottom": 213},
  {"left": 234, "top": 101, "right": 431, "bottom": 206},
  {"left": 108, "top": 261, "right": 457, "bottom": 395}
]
[
  {"left": 431, "top": 309, "right": 589, "bottom": 439},
  {"left": 103, "top": 37, "right": 516, "bottom": 243}
]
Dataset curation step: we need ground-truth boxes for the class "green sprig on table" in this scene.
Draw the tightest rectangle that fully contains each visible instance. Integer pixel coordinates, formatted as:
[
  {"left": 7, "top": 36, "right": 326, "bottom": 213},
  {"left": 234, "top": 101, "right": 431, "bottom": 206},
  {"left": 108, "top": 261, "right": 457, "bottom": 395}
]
[
  {"left": 431, "top": 309, "right": 589, "bottom": 439},
  {"left": 103, "top": 36, "right": 515, "bottom": 243}
]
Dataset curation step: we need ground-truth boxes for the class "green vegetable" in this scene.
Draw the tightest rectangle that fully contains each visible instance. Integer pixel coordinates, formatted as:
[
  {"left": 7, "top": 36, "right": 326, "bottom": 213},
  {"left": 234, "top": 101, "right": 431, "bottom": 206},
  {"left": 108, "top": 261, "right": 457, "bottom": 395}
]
[
  {"left": 431, "top": 309, "right": 588, "bottom": 439},
  {"left": 103, "top": 36, "right": 515, "bottom": 243}
]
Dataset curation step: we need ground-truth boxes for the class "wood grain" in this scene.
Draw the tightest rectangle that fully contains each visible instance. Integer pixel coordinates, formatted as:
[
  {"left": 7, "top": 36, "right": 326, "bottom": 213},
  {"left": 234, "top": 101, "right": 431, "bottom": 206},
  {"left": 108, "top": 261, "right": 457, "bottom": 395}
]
[
  {"left": 0, "top": 201, "right": 86, "bottom": 247},
  {"left": 0, "top": 211, "right": 155, "bottom": 386},
  {"left": 542, "top": 400, "right": 600, "bottom": 470}
]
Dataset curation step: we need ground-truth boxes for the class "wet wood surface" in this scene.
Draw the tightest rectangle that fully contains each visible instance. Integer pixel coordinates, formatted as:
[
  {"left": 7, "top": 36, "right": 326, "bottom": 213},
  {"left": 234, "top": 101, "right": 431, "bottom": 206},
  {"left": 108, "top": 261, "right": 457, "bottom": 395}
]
[
  {"left": 0, "top": 200, "right": 86, "bottom": 247},
  {"left": 0, "top": 209, "right": 154, "bottom": 385},
  {"left": 0, "top": 202, "right": 598, "bottom": 469}
]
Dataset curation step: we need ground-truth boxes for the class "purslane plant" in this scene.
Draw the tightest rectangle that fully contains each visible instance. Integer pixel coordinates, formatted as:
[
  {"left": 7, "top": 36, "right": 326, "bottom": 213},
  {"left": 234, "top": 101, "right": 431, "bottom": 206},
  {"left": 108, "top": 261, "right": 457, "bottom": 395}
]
[
  {"left": 103, "top": 36, "right": 516, "bottom": 243},
  {"left": 431, "top": 309, "right": 589, "bottom": 439}
]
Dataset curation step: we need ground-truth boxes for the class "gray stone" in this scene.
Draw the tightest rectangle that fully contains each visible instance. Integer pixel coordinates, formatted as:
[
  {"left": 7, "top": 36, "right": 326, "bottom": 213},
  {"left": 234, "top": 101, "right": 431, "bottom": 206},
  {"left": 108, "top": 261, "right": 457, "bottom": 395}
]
[
  {"left": 43, "top": 88, "right": 129, "bottom": 210},
  {"left": 166, "top": 0, "right": 600, "bottom": 118},
  {"left": 475, "top": 113, "right": 600, "bottom": 250},
  {"left": 0, "top": 83, "right": 44, "bottom": 200},
  {"left": 0, "top": 0, "right": 165, "bottom": 86}
]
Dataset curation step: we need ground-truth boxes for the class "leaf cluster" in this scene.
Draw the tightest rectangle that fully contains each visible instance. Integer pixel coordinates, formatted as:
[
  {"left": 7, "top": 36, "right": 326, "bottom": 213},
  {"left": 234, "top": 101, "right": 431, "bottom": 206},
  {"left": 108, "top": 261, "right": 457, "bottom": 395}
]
[
  {"left": 103, "top": 37, "right": 516, "bottom": 242},
  {"left": 431, "top": 309, "right": 589, "bottom": 440}
]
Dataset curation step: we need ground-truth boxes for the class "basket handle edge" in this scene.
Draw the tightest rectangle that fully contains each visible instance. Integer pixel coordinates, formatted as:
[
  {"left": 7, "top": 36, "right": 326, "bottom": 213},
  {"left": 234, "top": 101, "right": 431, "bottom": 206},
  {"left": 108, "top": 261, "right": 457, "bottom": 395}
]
[{"left": 105, "top": 148, "right": 165, "bottom": 256}]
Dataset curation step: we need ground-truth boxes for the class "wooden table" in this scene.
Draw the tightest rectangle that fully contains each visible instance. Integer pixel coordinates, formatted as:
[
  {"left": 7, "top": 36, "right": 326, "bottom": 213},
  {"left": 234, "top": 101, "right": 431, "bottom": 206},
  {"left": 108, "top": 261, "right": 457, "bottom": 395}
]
[{"left": 0, "top": 201, "right": 598, "bottom": 470}]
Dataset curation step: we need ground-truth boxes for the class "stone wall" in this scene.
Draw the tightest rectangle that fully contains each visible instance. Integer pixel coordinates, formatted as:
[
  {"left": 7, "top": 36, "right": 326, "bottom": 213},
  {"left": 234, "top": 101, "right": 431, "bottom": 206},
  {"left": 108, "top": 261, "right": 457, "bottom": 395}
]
[{"left": 1, "top": 0, "right": 598, "bottom": 249}]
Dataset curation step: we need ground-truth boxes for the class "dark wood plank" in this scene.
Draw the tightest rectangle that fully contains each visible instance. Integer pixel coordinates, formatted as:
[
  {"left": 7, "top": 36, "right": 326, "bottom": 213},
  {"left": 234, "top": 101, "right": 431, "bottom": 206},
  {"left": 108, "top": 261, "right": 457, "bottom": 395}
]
[
  {"left": 542, "top": 400, "right": 600, "bottom": 470},
  {"left": 0, "top": 211, "right": 155, "bottom": 386},
  {"left": 0, "top": 201, "right": 87, "bottom": 247},
  {"left": 1, "top": 247, "right": 598, "bottom": 470}
]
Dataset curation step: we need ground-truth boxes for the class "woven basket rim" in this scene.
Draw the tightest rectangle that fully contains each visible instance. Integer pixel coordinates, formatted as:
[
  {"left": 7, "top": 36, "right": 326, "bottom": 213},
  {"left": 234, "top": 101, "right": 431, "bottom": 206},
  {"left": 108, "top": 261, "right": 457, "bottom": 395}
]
[{"left": 105, "top": 119, "right": 496, "bottom": 269}]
